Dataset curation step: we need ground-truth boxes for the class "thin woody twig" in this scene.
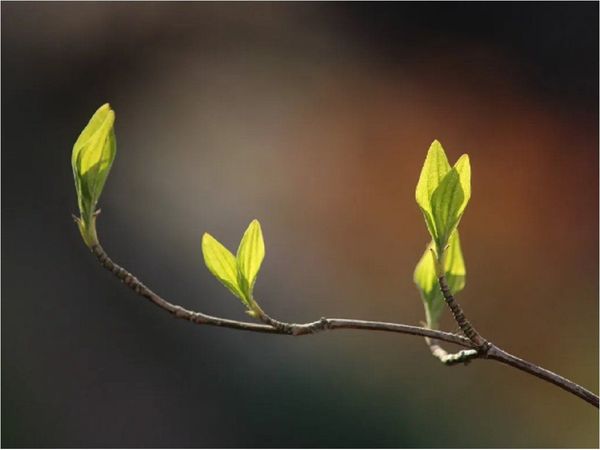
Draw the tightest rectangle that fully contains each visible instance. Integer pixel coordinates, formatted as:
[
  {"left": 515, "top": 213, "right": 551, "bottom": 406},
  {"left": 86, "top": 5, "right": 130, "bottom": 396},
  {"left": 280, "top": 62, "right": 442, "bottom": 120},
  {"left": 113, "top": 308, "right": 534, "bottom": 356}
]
[
  {"left": 486, "top": 346, "right": 599, "bottom": 407},
  {"left": 90, "top": 243, "right": 472, "bottom": 346},
  {"left": 425, "top": 337, "right": 479, "bottom": 366},
  {"left": 89, "top": 242, "right": 599, "bottom": 408},
  {"left": 419, "top": 318, "right": 479, "bottom": 366},
  {"left": 438, "top": 274, "right": 489, "bottom": 350}
]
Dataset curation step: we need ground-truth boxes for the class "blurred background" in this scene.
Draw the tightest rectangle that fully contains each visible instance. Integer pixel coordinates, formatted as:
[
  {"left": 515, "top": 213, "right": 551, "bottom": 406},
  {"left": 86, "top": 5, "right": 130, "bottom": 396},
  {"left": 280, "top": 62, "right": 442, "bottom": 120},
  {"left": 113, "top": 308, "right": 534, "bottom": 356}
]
[{"left": 2, "top": 2, "right": 598, "bottom": 447}]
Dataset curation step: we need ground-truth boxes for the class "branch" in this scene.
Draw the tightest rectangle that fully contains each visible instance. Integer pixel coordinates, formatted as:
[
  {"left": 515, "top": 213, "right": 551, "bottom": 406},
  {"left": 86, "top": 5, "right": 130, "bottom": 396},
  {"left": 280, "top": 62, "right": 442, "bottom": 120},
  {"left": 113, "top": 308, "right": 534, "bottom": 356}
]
[
  {"left": 90, "top": 242, "right": 599, "bottom": 408},
  {"left": 90, "top": 244, "right": 472, "bottom": 347},
  {"left": 487, "top": 346, "right": 599, "bottom": 407}
]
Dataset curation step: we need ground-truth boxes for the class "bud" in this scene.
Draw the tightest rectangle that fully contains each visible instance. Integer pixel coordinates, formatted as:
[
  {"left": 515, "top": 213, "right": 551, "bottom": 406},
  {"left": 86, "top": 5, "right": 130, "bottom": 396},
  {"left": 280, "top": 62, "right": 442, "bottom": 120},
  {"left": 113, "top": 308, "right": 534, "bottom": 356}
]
[{"left": 71, "top": 103, "right": 116, "bottom": 247}]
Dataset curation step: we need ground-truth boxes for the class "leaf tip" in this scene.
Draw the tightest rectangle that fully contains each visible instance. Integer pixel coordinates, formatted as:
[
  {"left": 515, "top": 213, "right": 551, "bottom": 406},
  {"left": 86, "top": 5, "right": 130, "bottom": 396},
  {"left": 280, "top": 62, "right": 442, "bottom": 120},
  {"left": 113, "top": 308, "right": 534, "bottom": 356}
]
[
  {"left": 455, "top": 153, "right": 470, "bottom": 167},
  {"left": 428, "top": 139, "right": 446, "bottom": 155},
  {"left": 93, "top": 103, "right": 115, "bottom": 127},
  {"left": 201, "top": 232, "right": 217, "bottom": 249}
]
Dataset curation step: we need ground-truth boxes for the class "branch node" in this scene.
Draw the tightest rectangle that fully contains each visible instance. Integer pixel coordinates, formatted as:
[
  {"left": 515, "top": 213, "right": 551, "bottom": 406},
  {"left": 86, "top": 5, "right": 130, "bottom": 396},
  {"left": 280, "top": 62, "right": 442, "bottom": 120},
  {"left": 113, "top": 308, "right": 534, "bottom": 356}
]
[
  {"left": 317, "top": 317, "right": 330, "bottom": 331},
  {"left": 172, "top": 306, "right": 188, "bottom": 319}
]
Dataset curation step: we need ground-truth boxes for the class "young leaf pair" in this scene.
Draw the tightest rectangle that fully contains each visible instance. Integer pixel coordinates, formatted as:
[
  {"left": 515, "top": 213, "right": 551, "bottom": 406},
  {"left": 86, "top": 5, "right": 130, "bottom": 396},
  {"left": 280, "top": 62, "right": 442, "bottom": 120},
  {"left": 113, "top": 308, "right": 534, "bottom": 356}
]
[
  {"left": 415, "top": 140, "right": 470, "bottom": 261},
  {"left": 414, "top": 140, "right": 470, "bottom": 329},
  {"left": 202, "top": 220, "right": 265, "bottom": 315},
  {"left": 71, "top": 103, "right": 117, "bottom": 247}
]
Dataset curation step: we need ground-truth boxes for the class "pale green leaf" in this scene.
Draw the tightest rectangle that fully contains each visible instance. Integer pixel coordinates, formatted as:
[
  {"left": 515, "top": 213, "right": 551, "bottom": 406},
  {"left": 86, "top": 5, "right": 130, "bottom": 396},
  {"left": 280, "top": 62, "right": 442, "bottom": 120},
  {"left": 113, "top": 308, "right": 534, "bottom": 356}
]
[
  {"left": 414, "top": 241, "right": 444, "bottom": 328},
  {"left": 236, "top": 219, "right": 265, "bottom": 301},
  {"left": 415, "top": 140, "right": 451, "bottom": 239},
  {"left": 430, "top": 154, "right": 470, "bottom": 249},
  {"left": 415, "top": 140, "right": 452, "bottom": 209},
  {"left": 444, "top": 229, "right": 466, "bottom": 294},
  {"left": 71, "top": 103, "right": 117, "bottom": 247},
  {"left": 77, "top": 129, "right": 116, "bottom": 219},
  {"left": 72, "top": 104, "right": 113, "bottom": 170},
  {"left": 202, "top": 233, "right": 248, "bottom": 305},
  {"left": 453, "top": 154, "right": 471, "bottom": 219},
  {"left": 72, "top": 104, "right": 116, "bottom": 215}
]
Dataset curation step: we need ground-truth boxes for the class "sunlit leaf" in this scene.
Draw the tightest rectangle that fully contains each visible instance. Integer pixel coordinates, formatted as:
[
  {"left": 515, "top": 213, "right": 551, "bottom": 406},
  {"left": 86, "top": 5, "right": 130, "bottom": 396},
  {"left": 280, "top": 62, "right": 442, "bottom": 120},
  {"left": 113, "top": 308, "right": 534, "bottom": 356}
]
[
  {"left": 415, "top": 140, "right": 451, "bottom": 240},
  {"left": 71, "top": 103, "right": 116, "bottom": 247},
  {"left": 430, "top": 154, "right": 470, "bottom": 249},
  {"left": 236, "top": 219, "right": 265, "bottom": 301},
  {"left": 444, "top": 229, "right": 466, "bottom": 295},
  {"left": 202, "top": 233, "right": 248, "bottom": 305},
  {"left": 414, "top": 241, "right": 443, "bottom": 327}
]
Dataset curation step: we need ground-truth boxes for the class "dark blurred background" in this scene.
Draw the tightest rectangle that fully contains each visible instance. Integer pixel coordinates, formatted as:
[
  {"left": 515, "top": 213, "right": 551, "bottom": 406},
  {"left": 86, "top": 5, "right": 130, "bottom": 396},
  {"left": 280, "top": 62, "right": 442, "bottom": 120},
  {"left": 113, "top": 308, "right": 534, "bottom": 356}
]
[{"left": 2, "top": 2, "right": 598, "bottom": 447}]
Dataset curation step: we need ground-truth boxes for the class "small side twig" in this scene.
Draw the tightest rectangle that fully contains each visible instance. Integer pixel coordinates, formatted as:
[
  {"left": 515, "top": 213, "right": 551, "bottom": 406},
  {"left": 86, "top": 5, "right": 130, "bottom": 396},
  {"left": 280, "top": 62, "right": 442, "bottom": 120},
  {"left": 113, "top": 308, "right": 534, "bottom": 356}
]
[
  {"left": 425, "top": 336, "right": 479, "bottom": 366},
  {"left": 438, "top": 275, "right": 489, "bottom": 351}
]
